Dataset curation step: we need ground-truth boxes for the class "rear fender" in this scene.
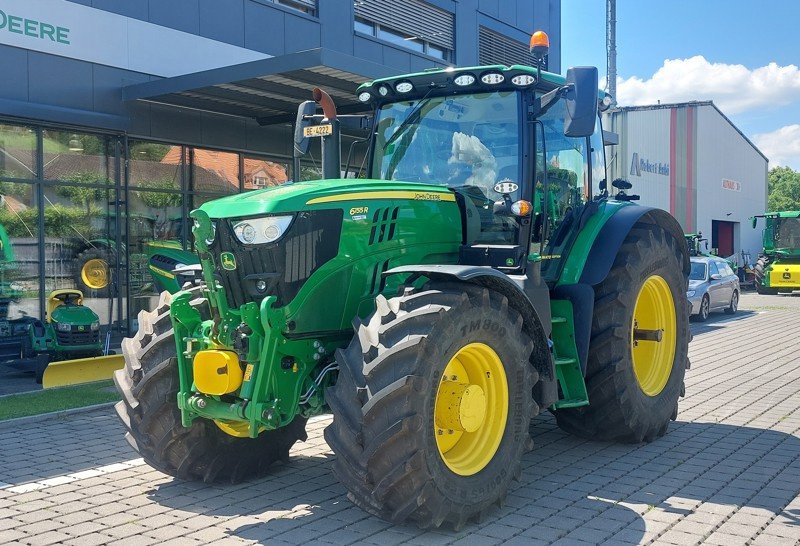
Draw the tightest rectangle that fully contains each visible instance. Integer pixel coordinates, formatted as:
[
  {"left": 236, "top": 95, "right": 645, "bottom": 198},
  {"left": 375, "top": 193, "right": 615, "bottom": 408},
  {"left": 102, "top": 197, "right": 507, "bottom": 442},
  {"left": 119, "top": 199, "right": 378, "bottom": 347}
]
[
  {"left": 384, "top": 264, "right": 556, "bottom": 408},
  {"left": 579, "top": 205, "right": 690, "bottom": 286}
]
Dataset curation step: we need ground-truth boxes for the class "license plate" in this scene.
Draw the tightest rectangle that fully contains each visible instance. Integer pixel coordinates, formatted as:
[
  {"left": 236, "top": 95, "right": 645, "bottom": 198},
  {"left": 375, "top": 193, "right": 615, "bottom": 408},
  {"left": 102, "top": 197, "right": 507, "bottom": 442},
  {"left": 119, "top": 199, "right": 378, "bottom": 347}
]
[{"left": 303, "top": 124, "right": 333, "bottom": 137}]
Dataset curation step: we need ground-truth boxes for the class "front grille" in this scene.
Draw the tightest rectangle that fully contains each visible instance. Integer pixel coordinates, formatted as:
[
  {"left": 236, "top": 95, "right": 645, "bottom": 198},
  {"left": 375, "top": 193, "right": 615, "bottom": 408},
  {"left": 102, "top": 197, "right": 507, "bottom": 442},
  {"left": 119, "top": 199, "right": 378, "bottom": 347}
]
[
  {"left": 212, "top": 210, "right": 343, "bottom": 309},
  {"left": 56, "top": 329, "right": 99, "bottom": 345}
]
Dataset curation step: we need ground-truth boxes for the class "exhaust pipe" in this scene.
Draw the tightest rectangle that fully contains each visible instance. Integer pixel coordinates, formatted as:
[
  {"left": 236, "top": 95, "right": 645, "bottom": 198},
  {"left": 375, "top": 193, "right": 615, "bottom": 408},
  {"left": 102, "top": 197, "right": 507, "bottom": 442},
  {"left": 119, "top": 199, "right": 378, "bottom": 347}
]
[{"left": 313, "top": 87, "right": 341, "bottom": 180}]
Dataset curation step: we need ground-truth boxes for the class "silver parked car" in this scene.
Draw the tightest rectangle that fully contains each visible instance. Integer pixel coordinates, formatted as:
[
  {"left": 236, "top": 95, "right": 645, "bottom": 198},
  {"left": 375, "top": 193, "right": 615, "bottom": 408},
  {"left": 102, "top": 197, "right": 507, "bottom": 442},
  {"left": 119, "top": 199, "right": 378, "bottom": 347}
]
[{"left": 687, "top": 256, "right": 740, "bottom": 321}]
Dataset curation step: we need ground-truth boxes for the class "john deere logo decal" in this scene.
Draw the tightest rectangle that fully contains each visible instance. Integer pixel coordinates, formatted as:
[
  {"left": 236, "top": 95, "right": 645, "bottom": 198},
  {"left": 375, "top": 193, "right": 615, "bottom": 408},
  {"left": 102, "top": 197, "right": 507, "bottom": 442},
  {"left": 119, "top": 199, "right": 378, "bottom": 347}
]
[{"left": 221, "top": 252, "right": 237, "bottom": 271}]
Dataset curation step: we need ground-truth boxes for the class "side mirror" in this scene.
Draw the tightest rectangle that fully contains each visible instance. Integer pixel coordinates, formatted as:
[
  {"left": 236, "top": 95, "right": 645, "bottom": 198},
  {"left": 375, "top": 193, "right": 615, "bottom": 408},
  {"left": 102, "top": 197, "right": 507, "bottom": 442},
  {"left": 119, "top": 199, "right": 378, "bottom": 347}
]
[
  {"left": 293, "top": 100, "right": 317, "bottom": 158},
  {"left": 751, "top": 217, "right": 758, "bottom": 229},
  {"left": 564, "top": 66, "right": 599, "bottom": 137},
  {"left": 710, "top": 273, "right": 722, "bottom": 281}
]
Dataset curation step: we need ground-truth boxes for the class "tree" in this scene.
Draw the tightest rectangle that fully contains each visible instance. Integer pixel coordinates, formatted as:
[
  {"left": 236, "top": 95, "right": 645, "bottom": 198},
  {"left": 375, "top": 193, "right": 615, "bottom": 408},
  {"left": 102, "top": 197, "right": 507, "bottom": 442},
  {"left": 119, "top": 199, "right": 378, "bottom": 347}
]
[{"left": 768, "top": 166, "right": 800, "bottom": 212}]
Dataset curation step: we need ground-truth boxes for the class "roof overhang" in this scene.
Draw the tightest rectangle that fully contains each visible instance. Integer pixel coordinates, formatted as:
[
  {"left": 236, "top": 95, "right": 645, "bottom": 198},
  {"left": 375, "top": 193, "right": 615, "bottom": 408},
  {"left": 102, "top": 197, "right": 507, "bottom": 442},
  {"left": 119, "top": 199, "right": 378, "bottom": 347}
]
[{"left": 123, "top": 48, "right": 398, "bottom": 125}]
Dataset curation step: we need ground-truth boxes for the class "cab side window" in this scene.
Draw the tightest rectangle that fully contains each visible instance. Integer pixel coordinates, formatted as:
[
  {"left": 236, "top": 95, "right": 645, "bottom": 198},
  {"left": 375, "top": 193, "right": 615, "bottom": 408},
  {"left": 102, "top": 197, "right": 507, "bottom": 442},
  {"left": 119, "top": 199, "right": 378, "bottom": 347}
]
[
  {"left": 534, "top": 99, "right": 591, "bottom": 280},
  {"left": 708, "top": 262, "right": 720, "bottom": 278}
]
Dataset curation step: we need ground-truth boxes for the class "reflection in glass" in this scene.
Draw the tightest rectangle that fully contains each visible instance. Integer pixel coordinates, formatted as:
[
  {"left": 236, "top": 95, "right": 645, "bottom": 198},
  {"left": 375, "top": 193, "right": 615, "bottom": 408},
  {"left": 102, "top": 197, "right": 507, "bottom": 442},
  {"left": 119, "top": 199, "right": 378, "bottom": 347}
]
[
  {"left": 0, "top": 183, "right": 39, "bottom": 320},
  {"left": 42, "top": 129, "right": 114, "bottom": 185},
  {"left": 191, "top": 148, "right": 240, "bottom": 195},
  {"left": 0, "top": 124, "right": 36, "bottom": 179},
  {"left": 42, "top": 183, "right": 117, "bottom": 329},
  {"left": 243, "top": 157, "right": 289, "bottom": 190}
]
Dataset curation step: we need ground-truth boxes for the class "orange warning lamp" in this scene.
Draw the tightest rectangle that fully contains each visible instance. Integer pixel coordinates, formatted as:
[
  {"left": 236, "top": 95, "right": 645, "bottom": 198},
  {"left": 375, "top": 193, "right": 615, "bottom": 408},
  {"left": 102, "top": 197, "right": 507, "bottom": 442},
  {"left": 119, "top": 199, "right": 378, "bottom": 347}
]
[{"left": 529, "top": 31, "right": 550, "bottom": 60}]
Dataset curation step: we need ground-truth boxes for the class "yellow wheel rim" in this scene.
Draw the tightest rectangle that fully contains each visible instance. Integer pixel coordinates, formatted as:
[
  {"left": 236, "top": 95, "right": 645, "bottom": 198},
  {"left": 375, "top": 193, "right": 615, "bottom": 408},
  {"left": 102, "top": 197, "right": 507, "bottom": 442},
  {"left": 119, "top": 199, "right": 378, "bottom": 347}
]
[
  {"left": 81, "top": 259, "right": 109, "bottom": 290},
  {"left": 434, "top": 342, "right": 508, "bottom": 476},
  {"left": 631, "top": 275, "right": 676, "bottom": 396}
]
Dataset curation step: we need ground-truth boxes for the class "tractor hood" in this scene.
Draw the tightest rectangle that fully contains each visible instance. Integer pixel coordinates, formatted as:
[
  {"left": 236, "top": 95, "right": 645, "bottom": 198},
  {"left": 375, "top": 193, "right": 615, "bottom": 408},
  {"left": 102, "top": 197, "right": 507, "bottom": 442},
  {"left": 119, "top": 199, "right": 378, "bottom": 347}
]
[
  {"left": 51, "top": 304, "right": 99, "bottom": 325},
  {"left": 198, "top": 179, "right": 456, "bottom": 219}
]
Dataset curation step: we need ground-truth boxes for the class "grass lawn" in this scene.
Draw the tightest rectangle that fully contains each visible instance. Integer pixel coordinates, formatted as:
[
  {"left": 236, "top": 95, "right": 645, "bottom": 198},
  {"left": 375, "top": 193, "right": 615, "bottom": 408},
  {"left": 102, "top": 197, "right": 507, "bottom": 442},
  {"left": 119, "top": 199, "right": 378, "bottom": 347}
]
[{"left": 0, "top": 381, "right": 119, "bottom": 421}]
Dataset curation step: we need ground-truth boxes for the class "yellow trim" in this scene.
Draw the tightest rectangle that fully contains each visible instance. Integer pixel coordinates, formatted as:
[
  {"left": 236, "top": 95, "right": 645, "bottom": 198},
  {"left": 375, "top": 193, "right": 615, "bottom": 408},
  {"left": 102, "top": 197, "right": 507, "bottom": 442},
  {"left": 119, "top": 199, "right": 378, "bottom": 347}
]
[
  {"left": 145, "top": 240, "right": 183, "bottom": 250},
  {"left": 80, "top": 258, "right": 109, "bottom": 290},
  {"left": 148, "top": 264, "right": 176, "bottom": 279},
  {"left": 306, "top": 190, "right": 456, "bottom": 205},
  {"left": 46, "top": 289, "right": 84, "bottom": 322},
  {"left": 214, "top": 420, "right": 260, "bottom": 438},
  {"left": 631, "top": 275, "right": 676, "bottom": 396},
  {"left": 768, "top": 264, "right": 800, "bottom": 288},
  {"left": 434, "top": 342, "right": 508, "bottom": 476}
]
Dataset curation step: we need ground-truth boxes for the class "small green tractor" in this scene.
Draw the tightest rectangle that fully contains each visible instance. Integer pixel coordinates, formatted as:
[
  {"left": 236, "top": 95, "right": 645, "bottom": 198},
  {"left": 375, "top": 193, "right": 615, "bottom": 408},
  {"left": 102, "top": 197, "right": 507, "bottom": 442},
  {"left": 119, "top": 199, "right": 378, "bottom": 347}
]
[
  {"left": 752, "top": 211, "right": 800, "bottom": 294},
  {"left": 115, "top": 41, "right": 690, "bottom": 528}
]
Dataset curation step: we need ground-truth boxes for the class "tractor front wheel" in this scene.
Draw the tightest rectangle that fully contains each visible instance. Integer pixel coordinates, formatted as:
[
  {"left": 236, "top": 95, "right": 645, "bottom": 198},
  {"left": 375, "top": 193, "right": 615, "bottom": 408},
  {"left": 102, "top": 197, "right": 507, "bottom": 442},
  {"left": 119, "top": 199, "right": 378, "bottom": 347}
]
[
  {"left": 114, "top": 288, "right": 307, "bottom": 483},
  {"left": 754, "top": 257, "right": 778, "bottom": 295},
  {"left": 555, "top": 224, "right": 689, "bottom": 443},
  {"left": 325, "top": 283, "right": 537, "bottom": 529}
]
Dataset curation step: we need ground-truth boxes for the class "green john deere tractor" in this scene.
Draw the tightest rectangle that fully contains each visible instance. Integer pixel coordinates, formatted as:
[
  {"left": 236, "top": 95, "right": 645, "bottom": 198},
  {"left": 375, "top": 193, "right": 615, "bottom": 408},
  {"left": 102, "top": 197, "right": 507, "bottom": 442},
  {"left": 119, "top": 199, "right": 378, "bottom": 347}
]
[
  {"left": 115, "top": 49, "right": 690, "bottom": 528},
  {"left": 752, "top": 211, "right": 800, "bottom": 294}
]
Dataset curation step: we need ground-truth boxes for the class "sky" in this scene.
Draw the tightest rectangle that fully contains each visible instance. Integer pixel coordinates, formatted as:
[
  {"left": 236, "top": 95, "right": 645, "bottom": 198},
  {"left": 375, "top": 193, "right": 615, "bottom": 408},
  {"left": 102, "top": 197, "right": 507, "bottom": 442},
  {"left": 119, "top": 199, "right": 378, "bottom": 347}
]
[{"left": 561, "top": 0, "right": 800, "bottom": 170}]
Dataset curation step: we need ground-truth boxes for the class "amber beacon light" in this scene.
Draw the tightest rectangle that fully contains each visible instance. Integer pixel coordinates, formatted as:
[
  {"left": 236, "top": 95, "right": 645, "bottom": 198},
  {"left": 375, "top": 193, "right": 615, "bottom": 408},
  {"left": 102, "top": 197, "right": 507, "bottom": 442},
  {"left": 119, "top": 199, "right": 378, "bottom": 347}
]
[{"left": 529, "top": 30, "right": 550, "bottom": 59}]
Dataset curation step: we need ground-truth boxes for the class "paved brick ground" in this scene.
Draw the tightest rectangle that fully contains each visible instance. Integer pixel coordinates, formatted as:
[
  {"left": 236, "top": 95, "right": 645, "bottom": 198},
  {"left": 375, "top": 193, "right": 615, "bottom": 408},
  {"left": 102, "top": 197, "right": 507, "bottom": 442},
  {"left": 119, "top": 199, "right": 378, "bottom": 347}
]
[{"left": 1, "top": 299, "right": 799, "bottom": 545}]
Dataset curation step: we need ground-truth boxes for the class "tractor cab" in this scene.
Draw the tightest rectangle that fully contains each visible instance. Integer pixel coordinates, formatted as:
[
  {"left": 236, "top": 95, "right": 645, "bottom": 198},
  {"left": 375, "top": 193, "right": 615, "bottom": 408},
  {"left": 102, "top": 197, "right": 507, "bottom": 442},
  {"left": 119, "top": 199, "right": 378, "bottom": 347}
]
[{"left": 295, "top": 36, "right": 609, "bottom": 286}]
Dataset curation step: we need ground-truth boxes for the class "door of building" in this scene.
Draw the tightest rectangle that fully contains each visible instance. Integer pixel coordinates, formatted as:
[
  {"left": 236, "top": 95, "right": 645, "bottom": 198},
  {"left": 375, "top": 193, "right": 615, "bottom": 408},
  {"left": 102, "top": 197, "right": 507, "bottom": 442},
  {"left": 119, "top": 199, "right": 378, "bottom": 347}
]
[{"left": 712, "top": 220, "right": 735, "bottom": 257}]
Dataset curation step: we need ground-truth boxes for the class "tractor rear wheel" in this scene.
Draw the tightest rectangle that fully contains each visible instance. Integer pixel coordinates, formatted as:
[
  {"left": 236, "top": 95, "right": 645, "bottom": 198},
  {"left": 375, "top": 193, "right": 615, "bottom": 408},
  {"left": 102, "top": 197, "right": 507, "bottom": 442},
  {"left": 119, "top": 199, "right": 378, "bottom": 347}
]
[
  {"left": 75, "top": 248, "right": 113, "bottom": 297},
  {"left": 325, "top": 283, "right": 537, "bottom": 529},
  {"left": 114, "top": 288, "right": 307, "bottom": 483},
  {"left": 555, "top": 224, "right": 689, "bottom": 443},
  {"left": 754, "top": 257, "right": 777, "bottom": 295}
]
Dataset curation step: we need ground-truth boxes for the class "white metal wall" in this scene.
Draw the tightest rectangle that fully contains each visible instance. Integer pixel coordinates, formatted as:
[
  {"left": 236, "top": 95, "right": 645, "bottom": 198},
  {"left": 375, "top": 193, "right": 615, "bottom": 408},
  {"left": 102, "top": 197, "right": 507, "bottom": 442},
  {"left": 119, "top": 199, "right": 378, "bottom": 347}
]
[
  {"left": 695, "top": 106, "right": 767, "bottom": 262},
  {"left": 604, "top": 103, "right": 767, "bottom": 263}
]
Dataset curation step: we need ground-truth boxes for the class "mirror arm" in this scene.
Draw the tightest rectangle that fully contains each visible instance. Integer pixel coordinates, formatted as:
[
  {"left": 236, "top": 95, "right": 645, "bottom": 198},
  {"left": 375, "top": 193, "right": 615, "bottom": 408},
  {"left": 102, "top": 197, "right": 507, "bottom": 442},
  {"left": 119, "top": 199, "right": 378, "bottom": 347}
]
[{"left": 532, "top": 85, "right": 571, "bottom": 118}]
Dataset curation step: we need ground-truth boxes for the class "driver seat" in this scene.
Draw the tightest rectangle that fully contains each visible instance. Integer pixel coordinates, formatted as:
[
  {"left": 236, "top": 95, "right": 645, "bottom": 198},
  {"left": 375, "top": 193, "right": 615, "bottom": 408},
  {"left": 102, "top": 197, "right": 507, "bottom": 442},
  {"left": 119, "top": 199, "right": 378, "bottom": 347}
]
[{"left": 47, "top": 289, "right": 84, "bottom": 322}]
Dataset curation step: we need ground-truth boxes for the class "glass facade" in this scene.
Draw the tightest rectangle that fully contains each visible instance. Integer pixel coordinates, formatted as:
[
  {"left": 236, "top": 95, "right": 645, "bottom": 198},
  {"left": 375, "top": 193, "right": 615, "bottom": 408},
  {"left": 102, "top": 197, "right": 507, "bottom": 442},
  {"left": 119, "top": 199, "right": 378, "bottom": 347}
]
[{"left": 0, "top": 121, "right": 292, "bottom": 345}]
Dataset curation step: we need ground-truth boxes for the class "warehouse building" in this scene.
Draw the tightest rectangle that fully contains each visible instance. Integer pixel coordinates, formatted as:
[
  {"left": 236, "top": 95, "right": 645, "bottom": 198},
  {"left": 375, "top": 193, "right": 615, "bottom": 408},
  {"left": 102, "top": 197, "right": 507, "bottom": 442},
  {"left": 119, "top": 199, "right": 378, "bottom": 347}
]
[
  {"left": 0, "top": 0, "right": 560, "bottom": 339},
  {"left": 604, "top": 101, "right": 768, "bottom": 263}
]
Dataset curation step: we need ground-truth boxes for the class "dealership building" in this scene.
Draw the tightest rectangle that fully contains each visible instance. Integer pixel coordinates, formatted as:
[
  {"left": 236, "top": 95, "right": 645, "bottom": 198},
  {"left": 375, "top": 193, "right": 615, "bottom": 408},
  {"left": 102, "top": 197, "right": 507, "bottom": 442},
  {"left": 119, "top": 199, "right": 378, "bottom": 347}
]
[
  {"left": 0, "top": 0, "right": 560, "bottom": 335},
  {"left": 604, "top": 101, "right": 768, "bottom": 262}
]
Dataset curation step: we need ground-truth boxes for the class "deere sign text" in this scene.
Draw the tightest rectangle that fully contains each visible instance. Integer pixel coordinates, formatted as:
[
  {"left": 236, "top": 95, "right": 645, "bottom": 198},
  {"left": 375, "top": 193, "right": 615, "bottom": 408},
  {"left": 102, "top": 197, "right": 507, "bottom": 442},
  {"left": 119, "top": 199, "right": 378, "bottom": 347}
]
[{"left": 0, "top": 9, "right": 69, "bottom": 44}]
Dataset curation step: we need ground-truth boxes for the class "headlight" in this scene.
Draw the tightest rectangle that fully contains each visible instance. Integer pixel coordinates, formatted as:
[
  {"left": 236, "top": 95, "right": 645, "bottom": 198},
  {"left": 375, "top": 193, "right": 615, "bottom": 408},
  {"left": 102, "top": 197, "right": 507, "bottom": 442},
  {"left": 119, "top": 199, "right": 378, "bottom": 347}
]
[
  {"left": 56, "top": 322, "right": 71, "bottom": 332},
  {"left": 686, "top": 290, "right": 696, "bottom": 297},
  {"left": 91, "top": 321, "right": 100, "bottom": 331},
  {"left": 232, "top": 215, "right": 293, "bottom": 245}
]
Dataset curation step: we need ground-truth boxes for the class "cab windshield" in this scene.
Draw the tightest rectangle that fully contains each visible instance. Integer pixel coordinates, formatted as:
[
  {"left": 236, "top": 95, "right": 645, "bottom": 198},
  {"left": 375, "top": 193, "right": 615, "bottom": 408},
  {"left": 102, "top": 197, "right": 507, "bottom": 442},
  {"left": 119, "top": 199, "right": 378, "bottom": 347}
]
[
  {"left": 775, "top": 217, "right": 800, "bottom": 249},
  {"left": 371, "top": 91, "right": 522, "bottom": 244}
]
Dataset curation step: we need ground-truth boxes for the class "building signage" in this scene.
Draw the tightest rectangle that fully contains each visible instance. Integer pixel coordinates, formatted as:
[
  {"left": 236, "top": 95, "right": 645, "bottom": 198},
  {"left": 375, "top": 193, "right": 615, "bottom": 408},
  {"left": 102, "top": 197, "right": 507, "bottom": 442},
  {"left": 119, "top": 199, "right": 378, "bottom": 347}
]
[
  {"left": 630, "top": 152, "right": 670, "bottom": 177},
  {"left": 0, "top": 9, "right": 69, "bottom": 44},
  {"left": 0, "top": 0, "right": 269, "bottom": 77},
  {"left": 722, "top": 178, "right": 741, "bottom": 192}
]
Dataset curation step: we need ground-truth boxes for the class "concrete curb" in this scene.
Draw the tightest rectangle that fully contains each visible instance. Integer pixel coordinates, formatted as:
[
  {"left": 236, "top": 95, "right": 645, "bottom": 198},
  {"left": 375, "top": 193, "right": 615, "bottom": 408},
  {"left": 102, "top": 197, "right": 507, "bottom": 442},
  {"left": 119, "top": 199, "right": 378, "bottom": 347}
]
[{"left": 0, "top": 402, "right": 116, "bottom": 430}]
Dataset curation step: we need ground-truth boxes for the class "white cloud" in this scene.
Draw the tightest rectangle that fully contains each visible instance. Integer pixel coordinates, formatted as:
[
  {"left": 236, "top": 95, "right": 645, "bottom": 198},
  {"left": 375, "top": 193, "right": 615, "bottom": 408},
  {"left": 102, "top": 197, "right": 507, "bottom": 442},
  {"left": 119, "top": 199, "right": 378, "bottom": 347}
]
[
  {"left": 614, "top": 56, "right": 800, "bottom": 114},
  {"left": 752, "top": 125, "right": 800, "bottom": 169}
]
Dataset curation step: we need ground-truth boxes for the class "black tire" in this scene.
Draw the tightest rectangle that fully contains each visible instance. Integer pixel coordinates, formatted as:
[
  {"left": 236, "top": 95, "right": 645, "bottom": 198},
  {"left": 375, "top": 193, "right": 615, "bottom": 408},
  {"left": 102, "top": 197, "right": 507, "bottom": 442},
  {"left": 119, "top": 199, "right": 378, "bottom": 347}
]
[
  {"left": 754, "top": 257, "right": 777, "bottom": 295},
  {"left": 75, "top": 248, "right": 113, "bottom": 298},
  {"left": 555, "top": 224, "right": 690, "bottom": 443},
  {"left": 697, "top": 294, "right": 710, "bottom": 322},
  {"left": 113, "top": 288, "right": 307, "bottom": 483},
  {"left": 725, "top": 290, "right": 739, "bottom": 315},
  {"left": 324, "top": 283, "right": 538, "bottom": 529}
]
